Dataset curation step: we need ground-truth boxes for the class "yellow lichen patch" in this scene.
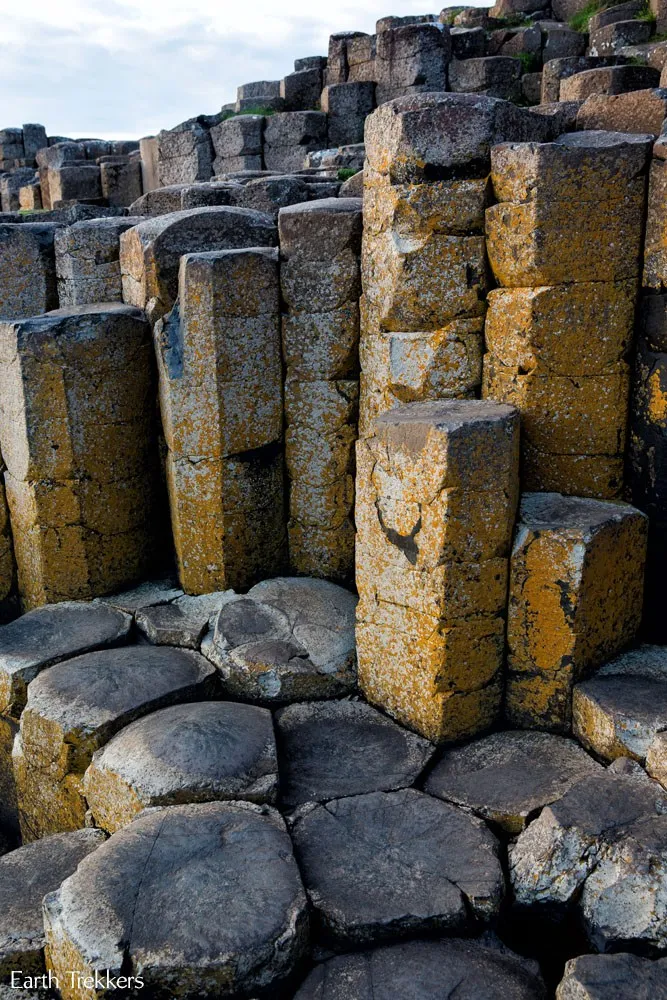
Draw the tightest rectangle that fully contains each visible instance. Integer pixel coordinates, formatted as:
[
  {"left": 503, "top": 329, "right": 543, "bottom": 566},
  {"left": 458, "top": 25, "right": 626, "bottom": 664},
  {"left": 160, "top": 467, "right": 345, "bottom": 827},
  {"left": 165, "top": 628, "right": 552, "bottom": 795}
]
[{"left": 521, "top": 445, "right": 625, "bottom": 500}]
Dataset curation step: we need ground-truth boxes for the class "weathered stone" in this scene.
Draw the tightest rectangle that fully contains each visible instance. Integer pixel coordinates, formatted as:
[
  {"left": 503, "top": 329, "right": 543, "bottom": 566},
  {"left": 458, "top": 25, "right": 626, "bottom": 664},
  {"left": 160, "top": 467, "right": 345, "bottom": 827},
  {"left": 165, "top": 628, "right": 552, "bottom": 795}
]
[
  {"left": 292, "top": 788, "right": 503, "bottom": 945},
  {"left": 541, "top": 55, "right": 630, "bottom": 103},
  {"left": 346, "top": 34, "right": 377, "bottom": 83},
  {"left": 647, "top": 730, "right": 667, "bottom": 788},
  {"left": 43, "top": 802, "right": 308, "bottom": 998},
  {"left": 128, "top": 184, "right": 187, "bottom": 216},
  {"left": 0, "top": 829, "right": 104, "bottom": 980},
  {"left": 22, "top": 124, "right": 47, "bottom": 162},
  {"left": 559, "top": 65, "right": 660, "bottom": 100},
  {"left": 643, "top": 155, "right": 667, "bottom": 291},
  {"left": 510, "top": 762, "right": 667, "bottom": 953},
  {"left": 573, "top": 645, "right": 667, "bottom": 762},
  {"left": 426, "top": 730, "right": 601, "bottom": 834},
  {"left": 543, "top": 27, "right": 586, "bottom": 62},
  {"left": 451, "top": 26, "right": 487, "bottom": 60},
  {"left": 155, "top": 248, "right": 285, "bottom": 594},
  {"left": 179, "top": 180, "right": 243, "bottom": 209},
  {"left": 281, "top": 69, "right": 323, "bottom": 111},
  {"left": 356, "top": 400, "right": 519, "bottom": 743},
  {"left": 264, "top": 112, "right": 328, "bottom": 172},
  {"left": 84, "top": 700, "right": 278, "bottom": 832},
  {"left": 139, "top": 135, "right": 158, "bottom": 193},
  {"left": 99, "top": 158, "right": 142, "bottom": 207},
  {"left": 449, "top": 56, "right": 522, "bottom": 100},
  {"left": 135, "top": 590, "right": 235, "bottom": 647},
  {"left": 294, "top": 938, "right": 547, "bottom": 999},
  {"left": 0, "top": 168, "right": 37, "bottom": 213},
  {"left": 556, "top": 953, "right": 667, "bottom": 1000},
  {"left": 275, "top": 699, "right": 434, "bottom": 809},
  {"left": 210, "top": 114, "right": 264, "bottom": 175},
  {"left": 522, "top": 73, "right": 544, "bottom": 105},
  {"left": 576, "top": 88, "right": 667, "bottom": 134},
  {"left": 96, "top": 576, "right": 184, "bottom": 614},
  {"left": 327, "top": 32, "right": 370, "bottom": 85},
  {"left": 48, "top": 164, "right": 102, "bottom": 206},
  {"left": 589, "top": 0, "right": 644, "bottom": 30},
  {"left": 237, "top": 79, "right": 281, "bottom": 100},
  {"left": 202, "top": 577, "right": 356, "bottom": 703},
  {"left": 14, "top": 644, "right": 215, "bottom": 840},
  {"left": 0, "top": 305, "right": 160, "bottom": 609},
  {"left": 589, "top": 20, "right": 652, "bottom": 58},
  {"left": 157, "top": 123, "right": 213, "bottom": 186},
  {"left": 232, "top": 175, "right": 309, "bottom": 217},
  {"left": 321, "top": 83, "right": 376, "bottom": 147},
  {"left": 295, "top": 56, "right": 327, "bottom": 72},
  {"left": 18, "top": 180, "right": 42, "bottom": 212},
  {"left": 55, "top": 216, "right": 143, "bottom": 306},
  {"left": 506, "top": 493, "right": 646, "bottom": 731},
  {"left": 0, "top": 224, "right": 59, "bottom": 320},
  {"left": 119, "top": 205, "right": 276, "bottom": 324},
  {"left": 375, "top": 24, "right": 450, "bottom": 104}
]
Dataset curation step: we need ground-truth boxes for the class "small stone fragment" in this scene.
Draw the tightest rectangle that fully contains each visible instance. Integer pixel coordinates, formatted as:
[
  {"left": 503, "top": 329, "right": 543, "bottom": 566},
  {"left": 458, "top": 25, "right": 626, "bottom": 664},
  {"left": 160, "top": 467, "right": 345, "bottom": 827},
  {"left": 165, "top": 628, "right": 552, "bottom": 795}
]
[{"left": 135, "top": 590, "right": 236, "bottom": 647}]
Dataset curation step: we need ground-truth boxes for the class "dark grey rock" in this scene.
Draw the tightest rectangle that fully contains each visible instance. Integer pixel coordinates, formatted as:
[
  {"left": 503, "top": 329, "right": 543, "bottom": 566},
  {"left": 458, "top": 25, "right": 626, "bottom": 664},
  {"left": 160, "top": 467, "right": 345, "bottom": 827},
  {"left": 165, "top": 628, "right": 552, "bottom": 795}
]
[
  {"left": 425, "top": 730, "right": 601, "bottom": 833},
  {"left": 135, "top": 590, "right": 235, "bottom": 648},
  {"left": 0, "top": 223, "right": 61, "bottom": 320},
  {"left": 276, "top": 699, "right": 434, "bottom": 809},
  {"left": 291, "top": 788, "right": 504, "bottom": 946},
  {"left": 449, "top": 56, "right": 522, "bottom": 101},
  {"left": 97, "top": 577, "right": 184, "bottom": 614},
  {"left": 556, "top": 953, "right": 667, "bottom": 999},
  {"left": 42, "top": 802, "right": 308, "bottom": 997}
]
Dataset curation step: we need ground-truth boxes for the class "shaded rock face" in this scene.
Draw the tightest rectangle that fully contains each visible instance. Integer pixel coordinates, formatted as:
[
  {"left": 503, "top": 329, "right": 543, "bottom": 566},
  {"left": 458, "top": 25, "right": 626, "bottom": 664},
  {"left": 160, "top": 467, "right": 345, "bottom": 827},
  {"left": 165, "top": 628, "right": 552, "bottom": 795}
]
[
  {"left": 294, "top": 938, "right": 547, "bottom": 999},
  {"left": 291, "top": 788, "right": 504, "bottom": 947},
  {"left": 275, "top": 699, "right": 434, "bottom": 809},
  {"left": 0, "top": 829, "right": 104, "bottom": 979},
  {"left": 202, "top": 577, "right": 357, "bottom": 703},
  {"left": 556, "top": 953, "right": 667, "bottom": 999},
  {"left": 510, "top": 762, "right": 667, "bottom": 953},
  {"left": 43, "top": 802, "right": 309, "bottom": 999}
]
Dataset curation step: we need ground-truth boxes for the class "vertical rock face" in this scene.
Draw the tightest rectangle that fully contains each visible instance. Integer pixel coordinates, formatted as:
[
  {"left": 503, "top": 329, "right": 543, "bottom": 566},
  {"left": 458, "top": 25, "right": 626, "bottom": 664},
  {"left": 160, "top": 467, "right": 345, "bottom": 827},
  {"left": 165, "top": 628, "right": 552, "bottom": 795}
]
[
  {"left": 0, "top": 224, "right": 60, "bottom": 321},
  {"left": 356, "top": 398, "right": 520, "bottom": 743},
  {"left": 0, "top": 304, "right": 161, "bottom": 609},
  {"left": 55, "top": 217, "right": 143, "bottom": 306},
  {"left": 506, "top": 493, "right": 647, "bottom": 731},
  {"left": 375, "top": 24, "right": 451, "bottom": 104},
  {"left": 279, "top": 199, "right": 362, "bottom": 584},
  {"left": 359, "top": 93, "right": 551, "bottom": 439},
  {"left": 157, "top": 122, "right": 214, "bottom": 186},
  {"left": 483, "top": 131, "right": 652, "bottom": 498},
  {"left": 155, "top": 248, "right": 286, "bottom": 595}
]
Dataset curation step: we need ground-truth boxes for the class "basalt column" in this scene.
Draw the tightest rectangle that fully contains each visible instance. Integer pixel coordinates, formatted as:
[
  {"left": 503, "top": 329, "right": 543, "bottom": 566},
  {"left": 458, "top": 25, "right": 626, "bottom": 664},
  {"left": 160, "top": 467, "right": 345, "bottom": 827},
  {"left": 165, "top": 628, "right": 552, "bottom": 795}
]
[
  {"left": 279, "top": 198, "right": 363, "bottom": 585},
  {"left": 356, "top": 399, "right": 520, "bottom": 744},
  {"left": 483, "top": 131, "right": 652, "bottom": 499},
  {"left": 155, "top": 248, "right": 287, "bottom": 595}
]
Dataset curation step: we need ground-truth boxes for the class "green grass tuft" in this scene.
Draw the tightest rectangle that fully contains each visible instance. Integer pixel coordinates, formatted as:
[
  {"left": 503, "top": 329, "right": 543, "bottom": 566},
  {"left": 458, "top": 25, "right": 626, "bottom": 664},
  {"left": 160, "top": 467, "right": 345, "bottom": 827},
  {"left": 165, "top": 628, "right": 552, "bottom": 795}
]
[
  {"left": 569, "top": 0, "right": 606, "bottom": 32},
  {"left": 338, "top": 167, "right": 361, "bottom": 182},
  {"left": 234, "top": 106, "right": 278, "bottom": 117},
  {"left": 517, "top": 51, "right": 541, "bottom": 72}
]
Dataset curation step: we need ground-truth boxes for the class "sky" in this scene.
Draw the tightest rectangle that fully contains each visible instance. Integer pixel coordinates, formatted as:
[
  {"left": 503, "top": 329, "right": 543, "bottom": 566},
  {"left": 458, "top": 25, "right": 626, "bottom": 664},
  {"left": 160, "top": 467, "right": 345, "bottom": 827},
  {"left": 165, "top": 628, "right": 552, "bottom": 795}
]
[{"left": 0, "top": 0, "right": 470, "bottom": 140}]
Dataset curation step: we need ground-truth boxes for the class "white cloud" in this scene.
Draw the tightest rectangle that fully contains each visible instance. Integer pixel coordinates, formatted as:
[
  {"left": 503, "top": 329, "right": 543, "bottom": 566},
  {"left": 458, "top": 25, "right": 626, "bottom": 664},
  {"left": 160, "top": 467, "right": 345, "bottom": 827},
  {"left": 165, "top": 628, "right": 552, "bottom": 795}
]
[{"left": 0, "top": 0, "right": 467, "bottom": 138}]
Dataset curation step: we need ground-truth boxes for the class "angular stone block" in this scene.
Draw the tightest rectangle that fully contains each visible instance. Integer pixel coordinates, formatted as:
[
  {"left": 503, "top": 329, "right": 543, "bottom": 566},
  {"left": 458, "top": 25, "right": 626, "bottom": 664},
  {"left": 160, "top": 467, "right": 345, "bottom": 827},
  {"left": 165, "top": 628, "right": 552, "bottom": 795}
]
[
  {"left": 449, "top": 56, "right": 522, "bottom": 100},
  {"left": 0, "top": 224, "right": 60, "bottom": 320},
  {"left": 643, "top": 153, "right": 667, "bottom": 291},
  {"left": 210, "top": 114, "right": 264, "bottom": 176},
  {"left": 0, "top": 168, "right": 37, "bottom": 213},
  {"left": 84, "top": 701, "right": 278, "bottom": 832},
  {"left": 451, "top": 26, "right": 486, "bottom": 60},
  {"left": 22, "top": 123, "right": 47, "bottom": 162},
  {"left": 589, "top": 19, "right": 652, "bottom": 57},
  {"left": 506, "top": 493, "right": 647, "bottom": 731},
  {"left": 17, "top": 180, "right": 42, "bottom": 211},
  {"left": 43, "top": 802, "right": 308, "bottom": 998},
  {"left": 356, "top": 399, "right": 519, "bottom": 743},
  {"left": 559, "top": 65, "right": 660, "bottom": 100},
  {"left": 157, "top": 123, "right": 213, "bottom": 186},
  {"left": 139, "top": 135, "right": 158, "bottom": 193},
  {"left": 0, "top": 305, "right": 161, "bottom": 609},
  {"left": 128, "top": 183, "right": 187, "bottom": 216},
  {"left": 557, "top": 953, "right": 667, "bottom": 1000},
  {"left": 264, "top": 111, "right": 328, "bottom": 172},
  {"left": 322, "top": 82, "right": 376, "bottom": 146},
  {"left": 578, "top": 89, "right": 667, "bottom": 134},
  {"left": 541, "top": 55, "right": 631, "bottom": 103},
  {"left": 100, "top": 158, "right": 142, "bottom": 207},
  {"left": 543, "top": 27, "right": 587, "bottom": 62},
  {"left": 119, "top": 205, "right": 276, "bottom": 324},
  {"left": 135, "top": 590, "right": 234, "bottom": 648},
  {"left": 14, "top": 644, "right": 215, "bottom": 840},
  {"left": 347, "top": 33, "right": 377, "bottom": 82},
  {"left": 375, "top": 24, "right": 450, "bottom": 104},
  {"left": 0, "top": 830, "right": 104, "bottom": 980},
  {"left": 155, "top": 248, "right": 285, "bottom": 594},
  {"left": 55, "top": 216, "right": 142, "bottom": 306},
  {"left": 48, "top": 164, "right": 102, "bottom": 205},
  {"left": 291, "top": 789, "right": 504, "bottom": 945},
  {"left": 237, "top": 79, "right": 281, "bottom": 101},
  {"left": 327, "top": 32, "right": 369, "bottom": 85},
  {"left": 281, "top": 68, "right": 323, "bottom": 111}
]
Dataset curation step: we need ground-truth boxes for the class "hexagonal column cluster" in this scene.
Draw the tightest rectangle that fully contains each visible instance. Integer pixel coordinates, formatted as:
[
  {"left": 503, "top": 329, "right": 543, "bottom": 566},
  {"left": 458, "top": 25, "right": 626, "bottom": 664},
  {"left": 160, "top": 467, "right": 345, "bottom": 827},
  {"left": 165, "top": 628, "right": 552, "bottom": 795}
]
[
  {"left": 279, "top": 199, "right": 362, "bottom": 585},
  {"left": 483, "top": 131, "right": 652, "bottom": 499}
]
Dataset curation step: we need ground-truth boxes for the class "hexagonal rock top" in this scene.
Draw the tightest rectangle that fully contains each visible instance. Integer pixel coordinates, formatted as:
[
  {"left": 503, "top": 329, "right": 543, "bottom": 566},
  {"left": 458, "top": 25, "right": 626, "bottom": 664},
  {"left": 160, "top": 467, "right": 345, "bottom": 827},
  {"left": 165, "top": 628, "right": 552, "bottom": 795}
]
[
  {"left": 573, "top": 645, "right": 667, "bottom": 763},
  {"left": 84, "top": 701, "right": 278, "bottom": 832},
  {"left": 275, "top": 699, "right": 435, "bottom": 810},
  {"left": 425, "top": 730, "right": 601, "bottom": 834},
  {"left": 43, "top": 802, "right": 308, "bottom": 999},
  {"left": 510, "top": 761, "right": 667, "bottom": 953},
  {"left": 556, "top": 953, "right": 667, "bottom": 999},
  {"left": 0, "top": 601, "right": 131, "bottom": 719},
  {"left": 294, "top": 937, "right": 547, "bottom": 999},
  {"left": 0, "top": 829, "right": 104, "bottom": 978},
  {"left": 202, "top": 577, "right": 357, "bottom": 702},
  {"left": 291, "top": 788, "right": 503, "bottom": 946}
]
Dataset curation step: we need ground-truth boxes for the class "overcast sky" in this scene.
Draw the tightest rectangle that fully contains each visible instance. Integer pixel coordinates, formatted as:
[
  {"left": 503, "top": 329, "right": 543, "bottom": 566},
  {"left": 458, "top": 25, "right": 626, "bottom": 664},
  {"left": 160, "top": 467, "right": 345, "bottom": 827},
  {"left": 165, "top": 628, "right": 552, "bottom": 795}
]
[{"left": 0, "top": 0, "right": 465, "bottom": 140}]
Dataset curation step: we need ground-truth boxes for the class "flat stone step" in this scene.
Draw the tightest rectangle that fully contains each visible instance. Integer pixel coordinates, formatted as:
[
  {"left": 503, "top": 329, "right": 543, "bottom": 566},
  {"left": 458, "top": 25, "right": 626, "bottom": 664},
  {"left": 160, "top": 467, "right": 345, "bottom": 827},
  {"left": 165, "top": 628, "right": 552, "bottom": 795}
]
[
  {"left": 14, "top": 645, "right": 216, "bottom": 841},
  {"left": 0, "top": 829, "right": 104, "bottom": 979},
  {"left": 276, "top": 699, "right": 434, "bottom": 809},
  {"left": 202, "top": 577, "right": 357, "bottom": 703},
  {"left": 425, "top": 730, "right": 601, "bottom": 833},
  {"left": 84, "top": 700, "right": 278, "bottom": 832},
  {"left": 43, "top": 802, "right": 308, "bottom": 998},
  {"left": 294, "top": 938, "right": 547, "bottom": 998},
  {"left": 291, "top": 788, "right": 504, "bottom": 947}
]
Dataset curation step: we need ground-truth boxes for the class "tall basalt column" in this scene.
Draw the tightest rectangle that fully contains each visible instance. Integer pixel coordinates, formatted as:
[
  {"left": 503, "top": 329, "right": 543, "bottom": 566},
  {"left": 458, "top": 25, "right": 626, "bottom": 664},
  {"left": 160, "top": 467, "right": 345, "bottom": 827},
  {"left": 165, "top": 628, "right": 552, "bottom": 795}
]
[
  {"left": 279, "top": 198, "right": 362, "bottom": 585},
  {"left": 155, "top": 248, "right": 286, "bottom": 595},
  {"left": 483, "top": 131, "right": 652, "bottom": 499},
  {"left": 356, "top": 399, "right": 520, "bottom": 744},
  {"left": 359, "top": 93, "right": 553, "bottom": 439},
  {"left": 0, "top": 305, "right": 160, "bottom": 609}
]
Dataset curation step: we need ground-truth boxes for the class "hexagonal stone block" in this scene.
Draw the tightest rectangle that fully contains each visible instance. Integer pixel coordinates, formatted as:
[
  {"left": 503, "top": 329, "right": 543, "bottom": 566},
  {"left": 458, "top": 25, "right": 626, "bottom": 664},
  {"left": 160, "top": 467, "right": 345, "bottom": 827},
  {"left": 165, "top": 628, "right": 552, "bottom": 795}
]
[
  {"left": 425, "top": 730, "right": 601, "bottom": 834},
  {"left": 573, "top": 645, "right": 667, "bottom": 763},
  {"left": 294, "top": 938, "right": 547, "bottom": 999},
  {"left": 14, "top": 645, "right": 216, "bottom": 841},
  {"left": 556, "top": 953, "right": 667, "bottom": 999},
  {"left": 0, "top": 829, "right": 104, "bottom": 979},
  {"left": 43, "top": 802, "right": 308, "bottom": 998},
  {"left": 84, "top": 701, "right": 278, "bottom": 832},
  {"left": 0, "top": 224, "right": 60, "bottom": 321},
  {"left": 291, "top": 788, "right": 504, "bottom": 946},
  {"left": 202, "top": 577, "right": 357, "bottom": 703},
  {"left": 275, "top": 699, "right": 435, "bottom": 809}
]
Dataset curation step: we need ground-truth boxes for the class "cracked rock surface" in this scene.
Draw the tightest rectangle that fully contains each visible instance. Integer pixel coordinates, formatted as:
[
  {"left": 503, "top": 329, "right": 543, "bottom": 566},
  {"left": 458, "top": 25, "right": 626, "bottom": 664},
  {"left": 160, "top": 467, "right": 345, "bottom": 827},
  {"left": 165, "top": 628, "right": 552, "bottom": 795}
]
[{"left": 556, "top": 953, "right": 667, "bottom": 998}]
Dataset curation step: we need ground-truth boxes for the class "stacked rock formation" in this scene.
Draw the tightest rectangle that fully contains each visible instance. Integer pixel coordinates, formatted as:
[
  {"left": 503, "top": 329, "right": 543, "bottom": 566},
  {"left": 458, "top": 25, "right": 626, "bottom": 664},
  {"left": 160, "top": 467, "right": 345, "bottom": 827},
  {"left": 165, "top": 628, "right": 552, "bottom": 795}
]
[
  {"left": 483, "top": 131, "right": 651, "bottom": 499},
  {"left": 279, "top": 198, "right": 362, "bottom": 584}
]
